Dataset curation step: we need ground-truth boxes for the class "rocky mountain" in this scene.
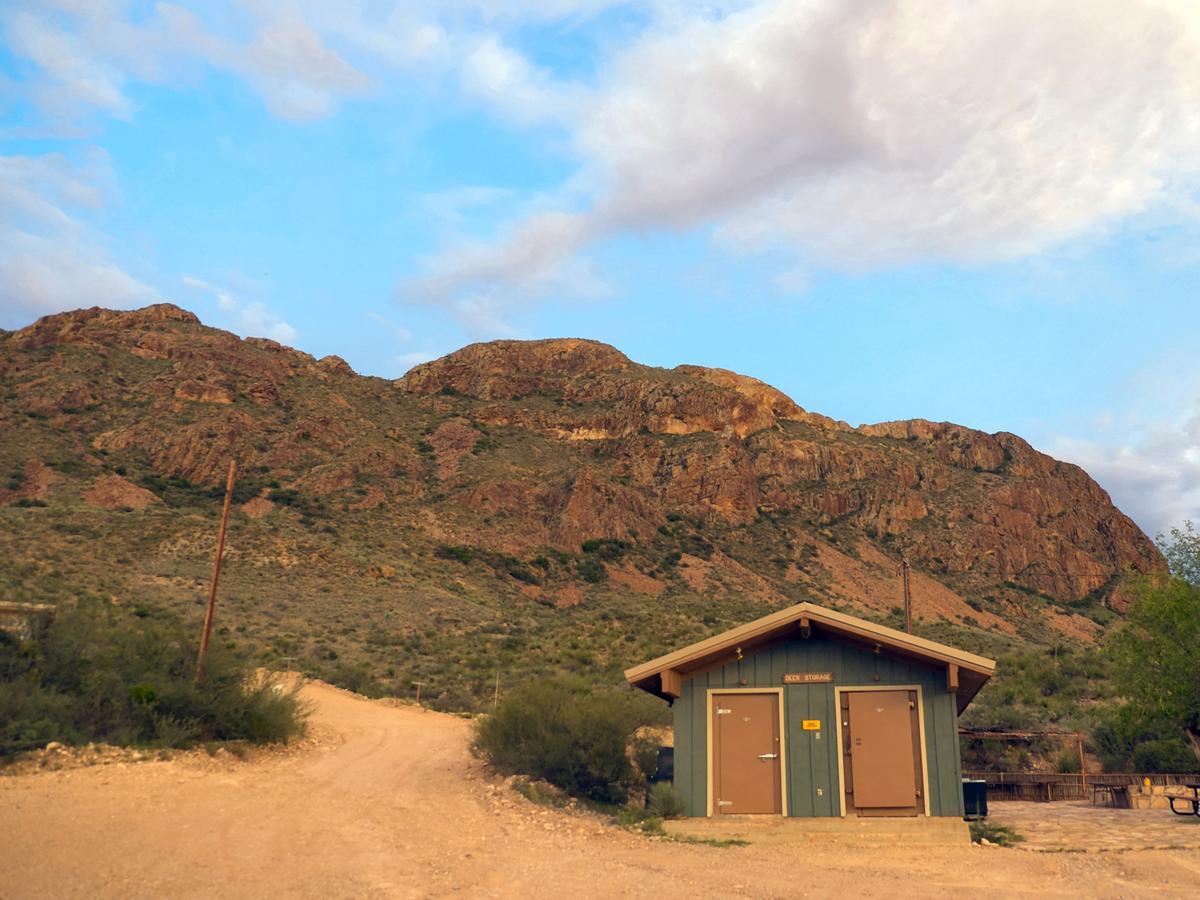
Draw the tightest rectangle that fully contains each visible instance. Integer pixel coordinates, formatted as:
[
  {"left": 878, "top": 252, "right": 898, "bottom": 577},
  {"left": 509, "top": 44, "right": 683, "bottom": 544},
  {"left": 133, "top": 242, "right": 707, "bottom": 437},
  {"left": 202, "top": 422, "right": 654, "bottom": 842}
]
[{"left": 0, "top": 304, "right": 1163, "bottom": 709}]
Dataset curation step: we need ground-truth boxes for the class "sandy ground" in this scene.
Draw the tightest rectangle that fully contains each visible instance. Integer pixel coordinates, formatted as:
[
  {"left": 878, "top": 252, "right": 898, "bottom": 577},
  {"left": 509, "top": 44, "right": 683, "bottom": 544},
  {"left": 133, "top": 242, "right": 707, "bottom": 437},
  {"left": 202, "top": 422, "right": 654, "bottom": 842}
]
[
  {"left": 4, "top": 680, "right": 1200, "bottom": 899},
  {"left": 991, "top": 800, "right": 1200, "bottom": 852}
]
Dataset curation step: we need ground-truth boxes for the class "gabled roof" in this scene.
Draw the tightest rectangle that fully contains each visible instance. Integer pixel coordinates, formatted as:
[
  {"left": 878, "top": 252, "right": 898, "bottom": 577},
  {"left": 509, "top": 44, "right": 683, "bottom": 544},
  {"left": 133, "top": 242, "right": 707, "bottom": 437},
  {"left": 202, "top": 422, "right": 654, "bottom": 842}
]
[{"left": 624, "top": 601, "right": 996, "bottom": 714}]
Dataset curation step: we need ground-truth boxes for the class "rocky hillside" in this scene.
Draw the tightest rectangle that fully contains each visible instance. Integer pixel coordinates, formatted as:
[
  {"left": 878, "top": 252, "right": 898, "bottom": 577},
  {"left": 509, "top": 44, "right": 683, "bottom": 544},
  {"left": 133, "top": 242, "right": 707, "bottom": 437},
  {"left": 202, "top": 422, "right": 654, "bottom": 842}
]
[{"left": 0, "top": 304, "right": 1163, "bottom": 709}]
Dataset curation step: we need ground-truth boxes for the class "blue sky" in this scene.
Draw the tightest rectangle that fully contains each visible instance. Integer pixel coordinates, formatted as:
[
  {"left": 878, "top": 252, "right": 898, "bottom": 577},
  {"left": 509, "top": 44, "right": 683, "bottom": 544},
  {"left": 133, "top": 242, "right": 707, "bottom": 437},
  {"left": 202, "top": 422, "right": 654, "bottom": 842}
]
[{"left": 1, "top": 1, "right": 1198, "bottom": 537}]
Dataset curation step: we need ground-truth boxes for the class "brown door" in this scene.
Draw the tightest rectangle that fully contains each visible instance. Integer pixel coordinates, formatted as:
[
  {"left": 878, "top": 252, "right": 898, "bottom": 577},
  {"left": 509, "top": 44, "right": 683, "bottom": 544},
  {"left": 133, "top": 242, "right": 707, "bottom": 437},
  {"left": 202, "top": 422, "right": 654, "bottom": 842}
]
[
  {"left": 711, "top": 692, "right": 782, "bottom": 815},
  {"left": 841, "top": 690, "right": 923, "bottom": 816}
]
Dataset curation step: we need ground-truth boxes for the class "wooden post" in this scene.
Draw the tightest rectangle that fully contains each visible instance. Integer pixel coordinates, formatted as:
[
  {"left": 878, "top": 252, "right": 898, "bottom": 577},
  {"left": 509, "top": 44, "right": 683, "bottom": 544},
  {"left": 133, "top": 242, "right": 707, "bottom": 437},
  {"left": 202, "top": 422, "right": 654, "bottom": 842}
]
[
  {"left": 660, "top": 668, "right": 682, "bottom": 699},
  {"left": 901, "top": 558, "right": 912, "bottom": 633},
  {"left": 493, "top": 671, "right": 500, "bottom": 707},
  {"left": 414, "top": 681, "right": 424, "bottom": 704},
  {"left": 1077, "top": 733, "right": 1087, "bottom": 788},
  {"left": 195, "top": 460, "right": 236, "bottom": 683}
]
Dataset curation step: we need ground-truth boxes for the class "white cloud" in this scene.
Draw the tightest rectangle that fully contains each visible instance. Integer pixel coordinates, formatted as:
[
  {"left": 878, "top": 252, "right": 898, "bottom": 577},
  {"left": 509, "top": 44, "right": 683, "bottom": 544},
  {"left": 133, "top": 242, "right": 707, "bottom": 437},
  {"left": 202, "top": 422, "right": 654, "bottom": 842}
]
[
  {"left": 5, "top": 11, "right": 132, "bottom": 120},
  {"left": 366, "top": 311, "right": 413, "bottom": 342},
  {"left": 420, "top": 185, "right": 515, "bottom": 229},
  {"left": 460, "top": 33, "right": 580, "bottom": 126},
  {"left": 3, "top": 2, "right": 600, "bottom": 129},
  {"left": 238, "top": 302, "right": 299, "bottom": 343},
  {"left": 3, "top": 2, "right": 373, "bottom": 124},
  {"left": 0, "top": 151, "right": 158, "bottom": 326},
  {"left": 393, "top": 350, "right": 438, "bottom": 372},
  {"left": 399, "top": 209, "right": 612, "bottom": 332},
  {"left": 1052, "top": 406, "right": 1200, "bottom": 538},
  {"left": 409, "top": 0, "right": 1200, "bottom": 311},
  {"left": 179, "top": 274, "right": 298, "bottom": 344},
  {"left": 180, "top": 275, "right": 236, "bottom": 311},
  {"left": 1049, "top": 353, "right": 1200, "bottom": 537},
  {"left": 233, "top": 18, "right": 372, "bottom": 122},
  {"left": 0, "top": 232, "right": 158, "bottom": 322}
]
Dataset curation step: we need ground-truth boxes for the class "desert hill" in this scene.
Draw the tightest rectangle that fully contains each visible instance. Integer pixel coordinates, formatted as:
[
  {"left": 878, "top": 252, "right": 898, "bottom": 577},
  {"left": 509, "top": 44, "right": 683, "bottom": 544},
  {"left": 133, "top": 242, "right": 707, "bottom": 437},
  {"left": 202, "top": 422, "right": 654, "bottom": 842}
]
[{"left": 0, "top": 304, "right": 1163, "bottom": 710}]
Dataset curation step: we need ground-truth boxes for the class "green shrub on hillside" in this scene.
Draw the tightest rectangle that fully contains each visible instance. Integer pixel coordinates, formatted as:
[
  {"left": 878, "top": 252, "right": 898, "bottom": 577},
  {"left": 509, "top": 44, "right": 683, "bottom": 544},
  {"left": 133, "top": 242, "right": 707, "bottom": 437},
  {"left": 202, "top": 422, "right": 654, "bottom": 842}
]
[
  {"left": 575, "top": 558, "right": 607, "bottom": 583},
  {"left": 473, "top": 678, "right": 663, "bottom": 803},
  {"left": 0, "top": 598, "right": 307, "bottom": 756}
]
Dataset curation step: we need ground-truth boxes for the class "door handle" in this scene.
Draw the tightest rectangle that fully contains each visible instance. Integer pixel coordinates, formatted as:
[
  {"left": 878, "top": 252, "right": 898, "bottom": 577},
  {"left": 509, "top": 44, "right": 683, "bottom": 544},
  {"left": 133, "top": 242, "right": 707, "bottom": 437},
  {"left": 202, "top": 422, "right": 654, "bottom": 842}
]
[{"left": 758, "top": 753, "right": 778, "bottom": 760}]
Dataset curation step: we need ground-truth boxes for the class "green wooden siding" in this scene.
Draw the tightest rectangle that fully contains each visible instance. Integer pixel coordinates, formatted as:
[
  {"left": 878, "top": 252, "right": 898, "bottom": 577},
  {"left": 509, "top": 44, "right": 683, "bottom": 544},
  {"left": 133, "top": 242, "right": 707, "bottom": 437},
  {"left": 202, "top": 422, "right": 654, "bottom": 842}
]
[{"left": 671, "top": 635, "right": 966, "bottom": 818}]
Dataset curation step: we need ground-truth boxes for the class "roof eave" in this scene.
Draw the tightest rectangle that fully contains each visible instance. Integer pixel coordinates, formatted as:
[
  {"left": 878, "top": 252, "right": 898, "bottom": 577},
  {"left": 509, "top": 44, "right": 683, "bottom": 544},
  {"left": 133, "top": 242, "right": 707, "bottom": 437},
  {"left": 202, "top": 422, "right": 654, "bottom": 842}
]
[{"left": 624, "top": 601, "right": 996, "bottom": 687}]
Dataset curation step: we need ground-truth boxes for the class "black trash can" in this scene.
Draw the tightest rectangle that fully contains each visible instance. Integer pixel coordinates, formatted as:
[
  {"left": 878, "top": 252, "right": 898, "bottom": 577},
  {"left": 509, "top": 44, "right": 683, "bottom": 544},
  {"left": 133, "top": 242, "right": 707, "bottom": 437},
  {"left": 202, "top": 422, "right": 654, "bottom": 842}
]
[{"left": 962, "top": 779, "right": 988, "bottom": 820}]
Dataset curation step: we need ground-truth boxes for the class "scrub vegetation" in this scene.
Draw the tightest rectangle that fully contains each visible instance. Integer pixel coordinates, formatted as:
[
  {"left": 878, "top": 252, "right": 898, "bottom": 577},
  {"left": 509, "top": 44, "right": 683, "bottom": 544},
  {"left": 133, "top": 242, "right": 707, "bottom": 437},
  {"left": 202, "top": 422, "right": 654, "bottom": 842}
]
[
  {"left": 0, "top": 597, "right": 307, "bottom": 757},
  {"left": 0, "top": 311, "right": 1186, "bottom": 777},
  {"left": 472, "top": 676, "right": 668, "bottom": 804},
  {"left": 953, "top": 523, "right": 1200, "bottom": 773},
  {"left": 1095, "top": 526, "right": 1200, "bottom": 771},
  {"left": 969, "top": 821, "right": 1025, "bottom": 846}
]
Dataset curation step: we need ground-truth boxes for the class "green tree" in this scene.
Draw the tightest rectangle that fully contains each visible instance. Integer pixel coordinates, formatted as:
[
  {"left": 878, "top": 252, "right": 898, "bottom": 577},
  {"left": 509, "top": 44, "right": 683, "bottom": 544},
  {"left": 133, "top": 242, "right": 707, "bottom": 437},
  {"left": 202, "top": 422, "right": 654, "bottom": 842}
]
[
  {"left": 1158, "top": 520, "right": 1199, "bottom": 586},
  {"left": 1105, "top": 572, "right": 1200, "bottom": 765}
]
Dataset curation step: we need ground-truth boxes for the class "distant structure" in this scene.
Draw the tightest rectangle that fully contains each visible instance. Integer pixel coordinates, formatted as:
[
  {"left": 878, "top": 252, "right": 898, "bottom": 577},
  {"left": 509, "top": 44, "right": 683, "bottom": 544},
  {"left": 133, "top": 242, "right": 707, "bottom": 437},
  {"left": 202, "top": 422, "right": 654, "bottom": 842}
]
[
  {"left": 626, "top": 601, "right": 995, "bottom": 819},
  {"left": 0, "top": 602, "right": 56, "bottom": 641}
]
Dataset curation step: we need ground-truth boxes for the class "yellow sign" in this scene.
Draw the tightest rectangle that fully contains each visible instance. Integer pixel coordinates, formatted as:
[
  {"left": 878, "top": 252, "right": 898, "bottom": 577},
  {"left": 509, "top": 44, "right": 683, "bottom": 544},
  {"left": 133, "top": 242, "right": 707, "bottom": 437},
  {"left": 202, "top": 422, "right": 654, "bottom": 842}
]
[{"left": 802, "top": 719, "right": 822, "bottom": 731}]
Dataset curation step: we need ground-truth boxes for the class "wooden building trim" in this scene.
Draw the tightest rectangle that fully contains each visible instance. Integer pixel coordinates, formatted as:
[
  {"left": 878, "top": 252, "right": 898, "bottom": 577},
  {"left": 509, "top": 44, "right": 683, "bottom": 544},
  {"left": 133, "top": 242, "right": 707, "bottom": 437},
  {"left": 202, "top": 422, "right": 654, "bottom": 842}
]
[
  {"left": 625, "top": 602, "right": 995, "bottom": 687},
  {"left": 660, "top": 668, "right": 682, "bottom": 699}
]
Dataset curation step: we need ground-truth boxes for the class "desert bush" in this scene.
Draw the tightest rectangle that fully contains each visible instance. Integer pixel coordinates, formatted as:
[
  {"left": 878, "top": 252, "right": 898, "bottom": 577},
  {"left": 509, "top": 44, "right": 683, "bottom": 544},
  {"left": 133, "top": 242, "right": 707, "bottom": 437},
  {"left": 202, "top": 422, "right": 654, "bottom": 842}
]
[
  {"left": 575, "top": 558, "right": 607, "bottom": 583},
  {"left": 473, "top": 678, "right": 661, "bottom": 803},
  {"left": 1130, "top": 739, "right": 1198, "bottom": 774},
  {"left": 581, "top": 539, "right": 628, "bottom": 561},
  {"left": 1054, "top": 751, "right": 1081, "bottom": 773},
  {"left": 646, "top": 782, "right": 684, "bottom": 819},
  {"left": 1092, "top": 707, "right": 1199, "bottom": 773},
  {"left": 0, "top": 598, "right": 307, "bottom": 756},
  {"left": 630, "top": 734, "right": 661, "bottom": 782},
  {"left": 435, "top": 544, "right": 475, "bottom": 564},
  {"left": 324, "top": 662, "right": 386, "bottom": 699}
]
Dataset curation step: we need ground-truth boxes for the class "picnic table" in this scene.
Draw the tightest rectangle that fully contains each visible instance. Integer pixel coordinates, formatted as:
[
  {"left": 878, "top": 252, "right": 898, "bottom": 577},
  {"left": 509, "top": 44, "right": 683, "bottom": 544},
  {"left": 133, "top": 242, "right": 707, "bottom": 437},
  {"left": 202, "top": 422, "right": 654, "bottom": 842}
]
[{"left": 1168, "top": 784, "right": 1200, "bottom": 817}]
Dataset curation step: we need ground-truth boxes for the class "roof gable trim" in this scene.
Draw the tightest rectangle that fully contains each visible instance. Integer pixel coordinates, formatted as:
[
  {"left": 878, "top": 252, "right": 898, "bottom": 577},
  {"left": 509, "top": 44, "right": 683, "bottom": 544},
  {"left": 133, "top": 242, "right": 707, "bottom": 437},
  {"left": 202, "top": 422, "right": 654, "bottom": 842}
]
[{"left": 623, "top": 602, "right": 996, "bottom": 686}]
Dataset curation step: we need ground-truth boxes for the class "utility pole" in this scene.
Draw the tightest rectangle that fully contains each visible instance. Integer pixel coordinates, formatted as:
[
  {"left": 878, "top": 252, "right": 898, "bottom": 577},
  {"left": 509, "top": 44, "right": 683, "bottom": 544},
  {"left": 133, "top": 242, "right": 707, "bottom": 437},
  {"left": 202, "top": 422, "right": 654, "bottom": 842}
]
[
  {"left": 414, "top": 681, "right": 424, "bottom": 704},
  {"left": 902, "top": 557, "right": 912, "bottom": 634},
  {"left": 195, "top": 460, "right": 237, "bottom": 683}
]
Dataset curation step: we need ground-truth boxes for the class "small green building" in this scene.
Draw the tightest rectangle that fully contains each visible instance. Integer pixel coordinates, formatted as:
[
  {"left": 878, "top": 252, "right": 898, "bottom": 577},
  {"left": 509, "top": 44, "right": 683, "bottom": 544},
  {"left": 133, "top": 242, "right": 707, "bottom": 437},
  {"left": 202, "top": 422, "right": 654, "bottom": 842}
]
[{"left": 625, "top": 602, "right": 995, "bottom": 818}]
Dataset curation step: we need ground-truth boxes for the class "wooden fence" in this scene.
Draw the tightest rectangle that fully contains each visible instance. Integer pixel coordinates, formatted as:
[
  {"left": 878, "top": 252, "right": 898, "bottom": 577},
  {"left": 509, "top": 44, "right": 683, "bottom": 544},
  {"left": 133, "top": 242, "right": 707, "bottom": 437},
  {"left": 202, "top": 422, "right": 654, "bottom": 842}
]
[{"left": 963, "top": 772, "right": 1200, "bottom": 802}]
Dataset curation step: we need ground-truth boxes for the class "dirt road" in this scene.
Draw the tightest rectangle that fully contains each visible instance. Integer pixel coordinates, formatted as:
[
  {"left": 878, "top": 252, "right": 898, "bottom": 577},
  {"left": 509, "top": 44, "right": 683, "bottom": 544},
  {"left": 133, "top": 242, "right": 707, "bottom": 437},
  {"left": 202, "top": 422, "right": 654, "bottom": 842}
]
[{"left": 3, "top": 681, "right": 1198, "bottom": 898}]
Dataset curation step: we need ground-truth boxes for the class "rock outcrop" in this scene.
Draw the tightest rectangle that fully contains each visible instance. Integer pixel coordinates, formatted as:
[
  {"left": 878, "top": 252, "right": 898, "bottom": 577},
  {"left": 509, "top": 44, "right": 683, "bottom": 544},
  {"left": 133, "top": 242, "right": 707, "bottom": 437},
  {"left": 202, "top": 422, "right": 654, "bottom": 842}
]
[{"left": 0, "top": 305, "right": 1165, "bottom": 640}]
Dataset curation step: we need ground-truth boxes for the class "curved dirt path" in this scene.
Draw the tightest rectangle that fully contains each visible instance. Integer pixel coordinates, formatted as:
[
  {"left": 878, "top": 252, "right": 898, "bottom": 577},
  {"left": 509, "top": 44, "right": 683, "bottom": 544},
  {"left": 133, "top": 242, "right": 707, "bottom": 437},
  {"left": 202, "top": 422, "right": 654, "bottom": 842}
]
[{"left": 3, "top": 680, "right": 1198, "bottom": 898}]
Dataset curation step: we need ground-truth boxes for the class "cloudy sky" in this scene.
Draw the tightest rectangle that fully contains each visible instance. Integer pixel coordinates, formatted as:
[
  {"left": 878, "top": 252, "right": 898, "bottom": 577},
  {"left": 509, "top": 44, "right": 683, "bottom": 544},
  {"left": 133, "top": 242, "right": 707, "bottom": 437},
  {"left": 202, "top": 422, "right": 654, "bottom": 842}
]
[{"left": 1, "top": 0, "right": 1198, "bottom": 538}]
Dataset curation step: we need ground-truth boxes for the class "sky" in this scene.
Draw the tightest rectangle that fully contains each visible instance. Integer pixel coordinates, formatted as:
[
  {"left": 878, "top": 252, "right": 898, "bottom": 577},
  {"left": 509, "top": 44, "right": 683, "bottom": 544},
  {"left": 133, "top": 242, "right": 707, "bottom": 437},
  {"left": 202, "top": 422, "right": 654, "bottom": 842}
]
[{"left": 0, "top": 0, "right": 1198, "bottom": 539}]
